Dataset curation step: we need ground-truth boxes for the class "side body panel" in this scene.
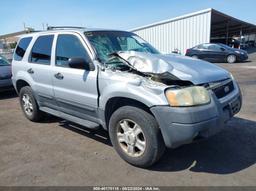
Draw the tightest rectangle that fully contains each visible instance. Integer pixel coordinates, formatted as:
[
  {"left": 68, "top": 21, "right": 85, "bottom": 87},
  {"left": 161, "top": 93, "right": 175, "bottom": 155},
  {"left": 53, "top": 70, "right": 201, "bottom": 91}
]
[
  {"left": 98, "top": 69, "right": 169, "bottom": 110},
  {"left": 51, "top": 32, "right": 99, "bottom": 122}
]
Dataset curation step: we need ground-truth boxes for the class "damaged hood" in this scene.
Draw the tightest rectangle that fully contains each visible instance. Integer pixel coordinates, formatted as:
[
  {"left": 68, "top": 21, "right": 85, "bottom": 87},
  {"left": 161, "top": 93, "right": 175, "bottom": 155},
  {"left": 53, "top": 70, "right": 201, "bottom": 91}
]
[{"left": 116, "top": 51, "right": 230, "bottom": 84}]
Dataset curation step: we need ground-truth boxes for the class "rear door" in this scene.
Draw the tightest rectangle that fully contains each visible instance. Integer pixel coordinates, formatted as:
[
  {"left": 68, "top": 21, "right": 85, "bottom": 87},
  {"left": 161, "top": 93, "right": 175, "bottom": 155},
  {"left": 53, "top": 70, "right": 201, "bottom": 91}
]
[
  {"left": 26, "top": 34, "right": 57, "bottom": 109},
  {"left": 193, "top": 44, "right": 211, "bottom": 61},
  {"left": 52, "top": 32, "right": 98, "bottom": 121}
]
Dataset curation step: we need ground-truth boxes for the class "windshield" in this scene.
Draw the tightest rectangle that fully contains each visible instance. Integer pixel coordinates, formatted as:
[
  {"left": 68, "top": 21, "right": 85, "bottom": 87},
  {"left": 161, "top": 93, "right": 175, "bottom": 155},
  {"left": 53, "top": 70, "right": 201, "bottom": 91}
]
[
  {"left": 0, "top": 56, "right": 10, "bottom": 66},
  {"left": 85, "top": 31, "right": 160, "bottom": 62}
]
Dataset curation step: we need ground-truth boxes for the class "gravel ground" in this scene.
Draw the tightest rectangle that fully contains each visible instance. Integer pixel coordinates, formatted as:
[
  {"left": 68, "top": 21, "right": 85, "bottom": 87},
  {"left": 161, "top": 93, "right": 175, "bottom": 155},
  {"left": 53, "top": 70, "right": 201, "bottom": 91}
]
[{"left": 0, "top": 51, "right": 256, "bottom": 186}]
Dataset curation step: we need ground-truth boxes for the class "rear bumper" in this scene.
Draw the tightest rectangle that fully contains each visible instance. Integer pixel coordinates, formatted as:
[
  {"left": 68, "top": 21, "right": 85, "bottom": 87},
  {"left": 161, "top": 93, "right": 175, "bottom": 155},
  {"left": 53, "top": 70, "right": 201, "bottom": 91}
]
[{"left": 150, "top": 81, "right": 242, "bottom": 148}]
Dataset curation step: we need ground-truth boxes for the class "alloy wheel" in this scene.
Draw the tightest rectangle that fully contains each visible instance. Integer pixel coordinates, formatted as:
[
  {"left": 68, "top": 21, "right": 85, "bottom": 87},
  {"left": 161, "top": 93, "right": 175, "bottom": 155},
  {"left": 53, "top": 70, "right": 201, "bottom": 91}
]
[
  {"left": 227, "top": 55, "right": 236, "bottom": 63},
  {"left": 117, "top": 119, "right": 146, "bottom": 157},
  {"left": 22, "top": 94, "right": 33, "bottom": 116}
]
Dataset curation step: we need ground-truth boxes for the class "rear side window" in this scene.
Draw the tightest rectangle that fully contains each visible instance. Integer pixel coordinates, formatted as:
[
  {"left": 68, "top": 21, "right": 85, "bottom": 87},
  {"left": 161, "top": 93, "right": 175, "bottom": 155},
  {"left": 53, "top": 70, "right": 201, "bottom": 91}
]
[
  {"left": 14, "top": 37, "right": 32, "bottom": 61},
  {"left": 207, "top": 44, "right": 222, "bottom": 51},
  {"left": 196, "top": 44, "right": 211, "bottom": 50},
  {"left": 196, "top": 44, "right": 205, "bottom": 49},
  {"left": 55, "top": 34, "right": 91, "bottom": 67},
  {"left": 30, "top": 35, "right": 54, "bottom": 65}
]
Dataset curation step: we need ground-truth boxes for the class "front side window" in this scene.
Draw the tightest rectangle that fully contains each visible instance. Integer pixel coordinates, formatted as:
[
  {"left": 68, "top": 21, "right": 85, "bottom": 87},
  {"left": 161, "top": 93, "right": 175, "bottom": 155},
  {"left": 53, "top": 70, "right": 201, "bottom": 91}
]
[
  {"left": 55, "top": 34, "right": 91, "bottom": 68},
  {"left": 219, "top": 43, "right": 231, "bottom": 50},
  {"left": 14, "top": 37, "right": 32, "bottom": 61},
  {"left": 85, "top": 31, "right": 159, "bottom": 62},
  {"left": 30, "top": 35, "right": 54, "bottom": 65}
]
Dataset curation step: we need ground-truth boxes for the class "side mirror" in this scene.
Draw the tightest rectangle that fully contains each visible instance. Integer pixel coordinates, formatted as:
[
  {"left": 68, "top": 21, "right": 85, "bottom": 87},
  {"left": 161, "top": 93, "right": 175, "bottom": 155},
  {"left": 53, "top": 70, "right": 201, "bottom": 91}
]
[{"left": 68, "top": 57, "right": 95, "bottom": 71}]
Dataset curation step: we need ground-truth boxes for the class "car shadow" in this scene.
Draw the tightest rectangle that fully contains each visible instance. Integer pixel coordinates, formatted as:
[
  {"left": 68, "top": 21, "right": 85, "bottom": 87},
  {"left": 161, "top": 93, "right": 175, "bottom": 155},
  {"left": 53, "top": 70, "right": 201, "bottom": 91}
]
[
  {"left": 56, "top": 116, "right": 256, "bottom": 174},
  {"left": 150, "top": 117, "right": 256, "bottom": 174},
  {"left": 0, "top": 89, "right": 17, "bottom": 100}
]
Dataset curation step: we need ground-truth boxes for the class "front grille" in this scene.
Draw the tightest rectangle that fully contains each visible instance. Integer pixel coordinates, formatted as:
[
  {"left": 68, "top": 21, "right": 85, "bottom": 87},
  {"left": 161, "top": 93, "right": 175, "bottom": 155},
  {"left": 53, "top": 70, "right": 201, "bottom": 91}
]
[{"left": 212, "top": 80, "right": 234, "bottom": 99}]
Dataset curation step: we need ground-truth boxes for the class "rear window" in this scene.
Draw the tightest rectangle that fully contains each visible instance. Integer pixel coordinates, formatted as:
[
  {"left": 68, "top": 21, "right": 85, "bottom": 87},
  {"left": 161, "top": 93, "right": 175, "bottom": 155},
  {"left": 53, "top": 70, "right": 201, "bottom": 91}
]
[
  {"left": 30, "top": 35, "right": 54, "bottom": 65},
  {"left": 14, "top": 37, "right": 32, "bottom": 61}
]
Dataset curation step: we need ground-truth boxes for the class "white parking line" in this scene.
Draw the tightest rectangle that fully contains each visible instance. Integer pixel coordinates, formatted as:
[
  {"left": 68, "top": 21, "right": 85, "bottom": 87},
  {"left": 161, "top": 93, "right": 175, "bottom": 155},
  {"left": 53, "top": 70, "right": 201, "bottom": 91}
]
[
  {"left": 223, "top": 65, "right": 256, "bottom": 69},
  {"left": 236, "top": 66, "right": 256, "bottom": 69}
]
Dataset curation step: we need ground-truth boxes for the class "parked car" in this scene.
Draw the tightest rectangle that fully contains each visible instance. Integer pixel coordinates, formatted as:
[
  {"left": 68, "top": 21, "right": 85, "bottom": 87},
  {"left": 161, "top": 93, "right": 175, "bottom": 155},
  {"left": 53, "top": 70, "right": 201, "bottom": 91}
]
[
  {"left": 0, "top": 55, "right": 12, "bottom": 91},
  {"left": 12, "top": 27, "right": 242, "bottom": 167},
  {"left": 186, "top": 43, "right": 248, "bottom": 63}
]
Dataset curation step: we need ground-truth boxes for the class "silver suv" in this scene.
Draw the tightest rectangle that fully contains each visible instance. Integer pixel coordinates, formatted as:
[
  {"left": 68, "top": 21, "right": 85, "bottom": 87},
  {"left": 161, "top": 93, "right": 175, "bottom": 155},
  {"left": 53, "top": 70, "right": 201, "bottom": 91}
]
[{"left": 12, "top": 27, "right": 242, "bottom": 167}]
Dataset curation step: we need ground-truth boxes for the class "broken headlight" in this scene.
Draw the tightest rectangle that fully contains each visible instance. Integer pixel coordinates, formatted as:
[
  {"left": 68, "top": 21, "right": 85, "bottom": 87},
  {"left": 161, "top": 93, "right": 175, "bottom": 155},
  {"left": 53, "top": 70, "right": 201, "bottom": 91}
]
[{"left": 165, "top": 86, "right": 210, "bottom": 107}]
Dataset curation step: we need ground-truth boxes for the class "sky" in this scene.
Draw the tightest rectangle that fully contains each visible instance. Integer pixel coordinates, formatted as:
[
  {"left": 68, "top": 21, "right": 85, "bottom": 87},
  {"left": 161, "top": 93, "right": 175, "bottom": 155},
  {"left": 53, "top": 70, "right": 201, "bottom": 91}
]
[{"left": 0, "top": 0, "right": 256, "bottom": 35}]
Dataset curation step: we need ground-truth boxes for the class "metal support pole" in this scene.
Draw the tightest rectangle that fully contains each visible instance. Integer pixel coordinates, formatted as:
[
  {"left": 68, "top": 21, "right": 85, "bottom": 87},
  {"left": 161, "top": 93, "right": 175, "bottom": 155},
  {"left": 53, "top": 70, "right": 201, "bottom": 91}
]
[
  {"left": 226, "top": 21, "right": 229, "bottom": 45},
  {"left": 239, "top": 27, "right": 244, "bottom": 49}
]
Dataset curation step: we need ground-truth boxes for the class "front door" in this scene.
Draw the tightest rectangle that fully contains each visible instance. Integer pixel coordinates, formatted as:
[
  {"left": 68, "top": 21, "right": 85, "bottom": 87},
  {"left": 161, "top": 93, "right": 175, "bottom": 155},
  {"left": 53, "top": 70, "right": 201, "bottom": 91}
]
[{"left": 52, "top": 33, "right": 98, "bottom": 121}]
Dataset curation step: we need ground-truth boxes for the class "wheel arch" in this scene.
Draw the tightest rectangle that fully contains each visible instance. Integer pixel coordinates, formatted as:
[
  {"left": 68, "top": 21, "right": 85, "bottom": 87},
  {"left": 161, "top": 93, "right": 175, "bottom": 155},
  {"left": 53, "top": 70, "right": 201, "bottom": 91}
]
[
  {"left": 104, "top": 97, "right": 154, "bottom": 130},
  {"left": 16, "top": 79, "right": 31, "bottom": 93}
]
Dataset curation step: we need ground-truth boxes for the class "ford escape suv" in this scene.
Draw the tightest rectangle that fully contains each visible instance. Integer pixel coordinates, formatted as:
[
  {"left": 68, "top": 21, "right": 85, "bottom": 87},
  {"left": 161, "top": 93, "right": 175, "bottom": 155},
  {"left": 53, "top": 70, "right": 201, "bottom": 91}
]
[{"left": 12, "top": 27, "right": 242, "bottom": 167}]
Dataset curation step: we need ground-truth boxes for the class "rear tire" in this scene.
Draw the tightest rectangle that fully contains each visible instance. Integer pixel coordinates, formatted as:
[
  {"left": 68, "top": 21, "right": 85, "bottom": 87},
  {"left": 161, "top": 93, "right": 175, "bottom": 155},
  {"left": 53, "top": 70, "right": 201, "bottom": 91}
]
[
  {"left": 227, "top": 54, "right": 236, "bottom": 63},
  {"left": 109, "top": 106, "right": 165, "bottom": 167},
  {"left": 19, "top": 86, "right": 44, "bottom": 122}
]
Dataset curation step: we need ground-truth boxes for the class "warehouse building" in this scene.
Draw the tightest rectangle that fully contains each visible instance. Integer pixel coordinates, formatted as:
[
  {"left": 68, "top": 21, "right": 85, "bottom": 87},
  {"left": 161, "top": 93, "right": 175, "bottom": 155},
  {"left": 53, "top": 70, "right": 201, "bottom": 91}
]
[{"left": 131, "top": 8, "right": 256, "bottom": 54}]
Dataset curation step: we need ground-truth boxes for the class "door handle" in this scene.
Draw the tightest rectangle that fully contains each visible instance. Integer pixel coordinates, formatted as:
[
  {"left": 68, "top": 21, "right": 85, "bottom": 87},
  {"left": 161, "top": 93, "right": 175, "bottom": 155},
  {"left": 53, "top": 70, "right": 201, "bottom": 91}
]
[
  {"left": 27, "top": 68, "right": 34, "bottom": 74},
  {"left": 54, "top": 72, "right": 64, "bottom": 80}
]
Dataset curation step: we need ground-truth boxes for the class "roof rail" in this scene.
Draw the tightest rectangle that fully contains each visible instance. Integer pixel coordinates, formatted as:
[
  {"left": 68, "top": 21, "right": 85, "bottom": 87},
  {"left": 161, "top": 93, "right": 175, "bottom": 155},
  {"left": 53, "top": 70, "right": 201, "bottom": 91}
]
[{"left": 47, "top": 26, "right": 86, "bottom": 30}]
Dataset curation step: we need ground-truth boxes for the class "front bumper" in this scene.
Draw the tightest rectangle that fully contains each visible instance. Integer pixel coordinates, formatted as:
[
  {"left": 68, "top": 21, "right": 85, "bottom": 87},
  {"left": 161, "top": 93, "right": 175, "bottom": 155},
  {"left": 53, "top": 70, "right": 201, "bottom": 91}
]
[
  {"left": 150, "top": 81, "right": 242, "bottom": 148},
  {"left": 237, "top": 53, "right": 248, "bottom": 61}
]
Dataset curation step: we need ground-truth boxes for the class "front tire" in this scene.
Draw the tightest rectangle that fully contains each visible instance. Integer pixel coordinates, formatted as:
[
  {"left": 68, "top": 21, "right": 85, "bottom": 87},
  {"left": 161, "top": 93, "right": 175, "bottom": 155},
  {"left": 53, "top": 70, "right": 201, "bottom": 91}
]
[
  {"left": 19, "top": 86, "right": 44, "bottom": 122},
  {"left": 109, "top": 106, "right": 165, "bottom": 167},
  {"left": 227, "top": 54, "right": 236, "bottom": 63}
]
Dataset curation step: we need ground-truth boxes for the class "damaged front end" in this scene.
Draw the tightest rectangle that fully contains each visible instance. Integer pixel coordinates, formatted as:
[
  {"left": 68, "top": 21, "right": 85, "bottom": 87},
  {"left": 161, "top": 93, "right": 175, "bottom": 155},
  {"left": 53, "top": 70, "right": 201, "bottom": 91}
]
[
  {"left": 106, "top": 51, "right": 193, "bottom": 86},
  {"left": 103, "top": 51, "right": 232, "bottom": 107},
  {"left": 105, "top": 50, "right": 231, "bottom": 87}
]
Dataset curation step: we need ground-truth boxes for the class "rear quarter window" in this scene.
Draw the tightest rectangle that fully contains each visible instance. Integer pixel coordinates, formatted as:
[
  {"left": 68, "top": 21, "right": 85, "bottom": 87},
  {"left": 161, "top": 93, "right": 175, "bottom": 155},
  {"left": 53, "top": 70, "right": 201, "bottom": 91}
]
[{"left": 14, "top": 37, "right": 32, "bottom": 61}]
